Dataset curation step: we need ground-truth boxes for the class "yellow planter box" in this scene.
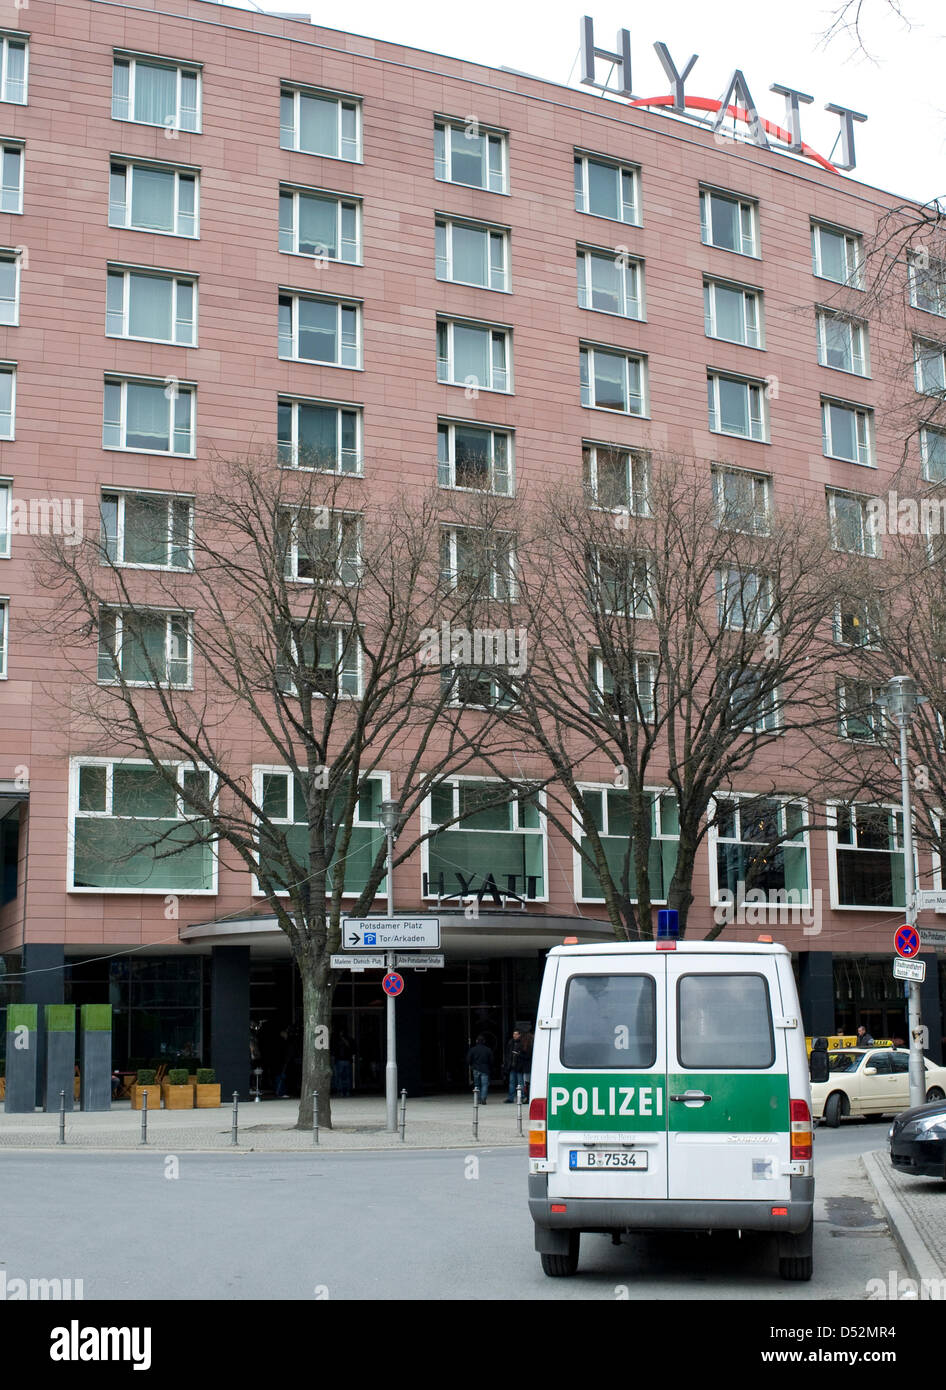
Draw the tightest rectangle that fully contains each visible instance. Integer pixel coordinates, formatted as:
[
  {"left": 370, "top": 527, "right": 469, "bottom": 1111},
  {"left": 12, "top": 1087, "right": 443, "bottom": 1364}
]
[
  {"left": 195, "top": 1084, "right": 221, "bottom": 1108},
  {"left": 163, "top": 1085, "right": 194, "bottom": 1110},
  {"left": 131, "top": 1084, "right": 162, "bottom": 1110}
]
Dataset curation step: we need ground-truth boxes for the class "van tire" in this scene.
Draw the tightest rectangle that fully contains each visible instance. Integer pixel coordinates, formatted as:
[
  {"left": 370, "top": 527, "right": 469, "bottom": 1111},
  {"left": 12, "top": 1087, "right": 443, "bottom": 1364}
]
[
  {"left": 824, "top": 1091, "right": 844, "bottom": 1128},
  {"left": 778, "top": 1219, "right": 813, "bottom": 1282},
  {"left": 540, "top": 1232, "right": 580, "bottom": 1277}
]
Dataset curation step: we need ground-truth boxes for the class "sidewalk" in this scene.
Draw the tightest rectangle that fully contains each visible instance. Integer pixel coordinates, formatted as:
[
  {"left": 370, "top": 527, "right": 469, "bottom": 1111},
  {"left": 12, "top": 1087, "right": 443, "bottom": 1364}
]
[
  {"left": 0, "top": 1093, "right": 530, "bottom": 1151},
  {"left": 864, "top": 1149, "right": 946, "bottom": 1290}
]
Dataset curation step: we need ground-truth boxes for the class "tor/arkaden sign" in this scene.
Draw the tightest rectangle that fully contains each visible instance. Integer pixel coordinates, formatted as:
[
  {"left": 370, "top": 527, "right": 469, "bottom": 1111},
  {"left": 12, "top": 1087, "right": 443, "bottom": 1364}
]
[{"left": 580, "top": 15, "right": 867, "bottom": 174}]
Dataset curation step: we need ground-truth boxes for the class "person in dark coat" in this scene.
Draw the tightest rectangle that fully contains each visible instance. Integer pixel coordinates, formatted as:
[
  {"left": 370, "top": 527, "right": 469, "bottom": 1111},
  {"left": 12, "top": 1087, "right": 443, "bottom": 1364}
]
[
  {"left": 504, "top": 1029, "right": 527, "bottom": 1102},
  {"left": 467, "top": 1034, "right": 493, "bottom": 1103}
]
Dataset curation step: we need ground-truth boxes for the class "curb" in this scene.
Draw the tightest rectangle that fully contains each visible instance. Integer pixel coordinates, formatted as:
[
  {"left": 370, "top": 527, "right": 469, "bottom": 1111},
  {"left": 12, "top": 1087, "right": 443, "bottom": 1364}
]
[
  {"left": 0, "top": 1139, "right": 527, "bottom": 1156},
  {"left": 863, "top": 1150, "right": 946, "bottom": 1285}
]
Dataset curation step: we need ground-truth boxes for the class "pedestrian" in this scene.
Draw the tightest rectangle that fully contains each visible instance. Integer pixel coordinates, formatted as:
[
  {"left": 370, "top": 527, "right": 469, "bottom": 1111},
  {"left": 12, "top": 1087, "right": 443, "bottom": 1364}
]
[
  {"left": 809, "top": 1036, "right": 829, "bottom": 1084},
  {"left": 856, "top": 1023, "right": 875, "bottom": 1046},
  {"left": 467, "top": 1034, "right": 493, "bottom": 1104},
  {"left": 521, "top": 1027, "right": 534, "bottom": 1101},
  {"left": 504, "top": 1029, "right": 527, "bottom": 1103}
]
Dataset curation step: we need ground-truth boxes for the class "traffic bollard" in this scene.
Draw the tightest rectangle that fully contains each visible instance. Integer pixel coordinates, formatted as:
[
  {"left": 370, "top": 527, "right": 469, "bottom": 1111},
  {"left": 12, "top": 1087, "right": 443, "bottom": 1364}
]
[
  {"left": 140, "top": 1087, "right": 148, "bottom": 1146},
  {"left": 472, "top": 1086, "right": 479, "bottom": 1141},
  {"left": 399, "top": 1088, "right": 407, "bottom": 1142},
  {"left": 58, "top": 1088, "right": 66, "bottom": 1146},
  {"left": 516, "top": 1085, "right": 523, "bottom": 1137},
  {"left": 312, "top": 1090, "right": 319, "bottom": 1145},
  {"left": 231, "top": 1091, "right": 239, "bottom": 1146}
]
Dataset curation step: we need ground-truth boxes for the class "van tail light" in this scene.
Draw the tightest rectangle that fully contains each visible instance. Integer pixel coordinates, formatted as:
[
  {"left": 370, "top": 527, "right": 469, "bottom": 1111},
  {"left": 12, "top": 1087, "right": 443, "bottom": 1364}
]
[
  {"left": 790, "top": 1099, "right": 812, "bottom": 1160},
  {"left": 529, "top": 1097, "right": 547, "bottom": 1158}
]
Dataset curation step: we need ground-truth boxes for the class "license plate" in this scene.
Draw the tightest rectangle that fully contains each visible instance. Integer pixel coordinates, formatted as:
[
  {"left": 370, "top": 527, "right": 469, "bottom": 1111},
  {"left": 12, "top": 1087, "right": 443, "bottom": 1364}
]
[{"left": 569, "top": 1149, "right": 648, "bottom": 1170}]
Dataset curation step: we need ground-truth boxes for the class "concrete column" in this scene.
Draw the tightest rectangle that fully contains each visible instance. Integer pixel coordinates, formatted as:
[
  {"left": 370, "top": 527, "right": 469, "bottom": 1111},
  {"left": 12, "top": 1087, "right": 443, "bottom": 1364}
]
[
  {"left": 43, "top": 1005, "right": 75, "bottom": 1112},
  {"left": 80, "top": 1004, "right": 112, "bottom": 1111},
  {"left": 23, "top": 943, "right": 65, "bottom": 1106},
  {"left": 797, "top": 949, "right": 835, "bottom": 1038},
  {"left": 5, "top": 1004, "right": 38, "bottom": 1112},
  {"left": 394, "top": 970, "right": 424, "bottom": 1096},
  {"left": 210, "top": 946, "right": 250, "bottom": 1100},
  {"left": 920, "top": 958, "right": 943, "bottom": 1065}
]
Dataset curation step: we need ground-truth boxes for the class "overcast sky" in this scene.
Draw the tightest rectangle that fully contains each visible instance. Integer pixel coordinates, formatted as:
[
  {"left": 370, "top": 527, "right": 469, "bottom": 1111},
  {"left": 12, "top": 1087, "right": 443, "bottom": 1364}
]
[{"left": 210, "top": 0, "right": 945, "bottom": 203}]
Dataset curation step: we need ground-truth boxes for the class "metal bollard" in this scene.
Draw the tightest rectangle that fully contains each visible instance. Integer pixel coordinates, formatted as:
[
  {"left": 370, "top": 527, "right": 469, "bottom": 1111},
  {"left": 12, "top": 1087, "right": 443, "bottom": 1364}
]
[
  {"left": 312, "top": 1090, "right": 319, "bottom": 1145},
  {"left": 139, "top": 1087, "right": 148, "bottom": 1146},
  {"left": 252, "top": 1067, "right": 262, "bottom": 1103},
  {"left": 230, "top": 1091, "right": 239, "bottom": 1146},
  {"left": 516, "top": 1085, "right": 523, "bottom": 1137},
  {"left": 399, "top": 1088, "right": 407, "bottom": 1142},
  {"left": 472, "top": 1085, "right": 479, "bottom": 1141},
  {"left": 58, "top": 1088, "right": 66, "bottom": 1146}
]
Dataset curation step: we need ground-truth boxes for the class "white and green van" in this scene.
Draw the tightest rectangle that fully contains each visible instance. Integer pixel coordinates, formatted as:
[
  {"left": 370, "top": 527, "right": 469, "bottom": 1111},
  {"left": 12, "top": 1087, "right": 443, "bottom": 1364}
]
[{"left": 527, "top": 940, "right": 814, "bottom": 1280}]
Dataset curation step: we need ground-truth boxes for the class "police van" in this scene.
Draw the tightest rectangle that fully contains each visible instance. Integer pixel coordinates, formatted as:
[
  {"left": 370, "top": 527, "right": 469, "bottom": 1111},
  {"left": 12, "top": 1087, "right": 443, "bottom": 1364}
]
[{"left": 527, "top": 939, "right": 814, "bottom": 1280}]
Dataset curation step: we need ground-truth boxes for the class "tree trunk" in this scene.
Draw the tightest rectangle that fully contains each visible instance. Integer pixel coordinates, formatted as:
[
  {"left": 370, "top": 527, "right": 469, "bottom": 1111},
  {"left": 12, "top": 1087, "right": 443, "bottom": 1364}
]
[{"left": 295, "top": 946, "right": 334, "bottom": 1130}]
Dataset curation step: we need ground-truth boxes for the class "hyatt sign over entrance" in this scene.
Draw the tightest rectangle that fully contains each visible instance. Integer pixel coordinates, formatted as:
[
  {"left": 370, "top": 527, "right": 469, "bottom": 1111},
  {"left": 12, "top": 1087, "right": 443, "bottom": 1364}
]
[{"left": 580, "top": 14, "right": 867, "bottom": 173}]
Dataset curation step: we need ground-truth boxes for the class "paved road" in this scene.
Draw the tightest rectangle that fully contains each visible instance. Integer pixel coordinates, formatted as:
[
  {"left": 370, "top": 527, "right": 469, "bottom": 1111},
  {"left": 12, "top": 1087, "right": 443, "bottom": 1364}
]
[{"left": 0, "top": 1129, "right": 904, "bottom": 1301}]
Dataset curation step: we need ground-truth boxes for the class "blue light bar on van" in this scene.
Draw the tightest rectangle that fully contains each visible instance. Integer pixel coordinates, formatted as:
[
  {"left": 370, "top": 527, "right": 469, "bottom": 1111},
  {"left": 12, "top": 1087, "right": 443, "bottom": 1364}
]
[{"left": 657, "top": 909, "right": 679, "bottom": 939}]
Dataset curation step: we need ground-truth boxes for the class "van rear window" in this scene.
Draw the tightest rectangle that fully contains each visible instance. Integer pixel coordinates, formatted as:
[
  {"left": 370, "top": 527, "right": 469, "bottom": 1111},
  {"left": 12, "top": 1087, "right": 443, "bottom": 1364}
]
[
  {"left": 677, "top": 974, "right": 774, "bottom": 1069},
  {"left": 561, "top": 975, "right": 656, "bottom": 1068}
]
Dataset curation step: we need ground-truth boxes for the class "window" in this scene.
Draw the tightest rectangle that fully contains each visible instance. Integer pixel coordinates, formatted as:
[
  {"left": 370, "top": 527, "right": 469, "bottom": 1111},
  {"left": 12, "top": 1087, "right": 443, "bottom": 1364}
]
[
  {"left": 837, "top": 679, "right": 884, "bottom": 741},
  {"left": 716, "top": 567, "right": 773, "bottom": 631},
  {"left": 576, "top": 787, "right": 678, "bottom": 902},
  {"left": 704, "top": 278, "right": 761, "bottom": 347},
  {"left": 587, "top": 546, "right": 654, "bottom": 618},
  {"left": 712, "top": 796, "right": 809, "bottom": 906},
  {"left": 727, "top": 667, "right": 780, "bottom": 734},
  {"left": 909, "top": 251, "right": 946, "bottom": 316},
  {"left": 817, "top": 310, "right": 867, "bottom": 375},
  {"left": 106, "top": 268, "right": 196, "bottom": 345},
  {"left": 103, "top": 378, "right": 195, "bottom": 455},
  {"left": 827, "top": 489, "right": 879, "bottom": 556},
  {"left": 707, "top": 372, "right": 766, "bottom": 440},
  {"left": 583, "top": 443, "right": 649, "bottom": 513},
  {"left": 573, "top": 153, "right": 640, "bottom": 225},
  {"left": 831, "top": 803, "right": 909, "bottom": 909},
  {"left": 98, "top": 608, "right": 192, "bottom": 687},
  {"left": 424, "top": 779, "right": 546, "bottom": 901},
  {"left": 922, "top": 426, "right": 946, "bottom": 483},
  {"left": 700, "top": 188, "right": 757, "bottom": 256},
  {"left": 561, "top": 975, "right": 656, "bottom": 1068},
  {"left": 711, "top": 466, "right": 771, "bottom": 535},
  {"left": 434, "top": 119, "right": 506, "bottom": 193},
  {"left": 0, "top": 249, "right": 17, "bottom": 325},
  {"left": 834, "top": 600, "right": 880, "bottom": 648},
  {"left": 109, "top": 161, "right": 198, "bottom": 237},
  {"left": 0, "top": 142, "right": 22, "bottom": 213},
  {"left": 279, "top": 187, "right": 360, "bottom": 263},
  {"left": 441, "top": 665, "right": 516, "bottom": 711},
  {"left": 277, "top": 507, "right": 361, "bottom": 585},
  {"left": 100, "top": 492, "right": 192, "bottom": 570},
  {"left": 580, "top": 344, "right": 646, "bottom": 415},
  {"left": 577, "top": 246, "right": 643, "bottom": 319},
  {"left": 0, "top": 477, "right": 8, "bottom": 557},
  {"left": 0, "top": 364, "right": 14, "bottom": 438},
  {"left": 822, "top": 398, "right": 872, "bottom": 465},
  {"left": 436, "top": 218, "right": 508, "bottom": 291},
  {"left": 276, "top": 624, "right": 361, "bottom": 698},
  {"left": 0, "top": 596, "right": 6, "bottom": 677},
  {"left": 437, "top": 420, "right": 512, "bottom": 495},
  {"left": 440, "top": 526, "right": 516, "bottom": 599},
  {"left": 254, "top": 769, "right": 385, "bottom": 897},
  {"left": 915, "top": 338, "right": 946, "bottom": 395},
  {"left": 0, "top": 36, "right": 27, "bottom": 106},
  {"left": 112, "top": 55, "right": 200, "bottom": 132},
  {"left": 588, "top": 650, "right": 657, "bottom": 722},
  {"left": 277, "top": 399, "right": 361, "bottom": 473},
  {"left": 811, "top": 221, "right": 862, "bottom": 287},
  {"left": 70, "top": 759, "right": 215, "bottom": 893},
  {"left": 678, "top": 975, "right": 774, "bottom": 1069},
  {"left": 280, "top": 87, "right": 361, "bottom": 161},
  {"left": 278, "top": 293, "right": 360, "bottom": 368},
  {"left": 436, "top": 319, "right": 510, "bottom": 393}
]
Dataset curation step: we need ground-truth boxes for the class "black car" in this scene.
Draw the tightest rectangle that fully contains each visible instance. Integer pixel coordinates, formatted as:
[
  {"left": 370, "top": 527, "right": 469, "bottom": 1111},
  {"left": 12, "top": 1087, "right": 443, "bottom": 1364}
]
[{"left": 889, "top": 1098, "right": 946, "bottom": 1178}]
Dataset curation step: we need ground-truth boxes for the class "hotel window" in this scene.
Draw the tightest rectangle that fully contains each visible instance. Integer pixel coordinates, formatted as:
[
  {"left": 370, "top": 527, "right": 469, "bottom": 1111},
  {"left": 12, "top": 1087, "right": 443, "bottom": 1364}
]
[
  {"left": 707, "top": 371, "right": 766, "bottom": 440},
  {"left": 727, "top": 667, "right": 780, "bottom": 734},
  {"left": 0, "top": 364, "right": 14, "bottom": 438},
  {"left": 436, "top": 319, "right": 511, "bottom": 393},
  {"left": 70, "top": 759, "right": 215, "bottom": 893},
  {"left": 576, "top": 786, "right": 678, "bottom": 902},
  {"left": 0, "top": 249, "right": 17, "bottom": 325},
  {"left": 440, "top": 526, "right": 516, "bottom": 600},
  {"left": 434, "top": 118, "right": 506, "bottom": 193},
  {"left": 275, "top": 623, "right": 361, "bottom": 698},
  {"left": 441, "top": 665, "right": 516, "bottom": 712},
  {"left": 821, "top": 398, "right": 873, "bottom": 465},
  {"left": 915, "top": 338, "right": 946, "bottom": 395},
  {"left": 280, "top": 86, "right": 361, "bottom": 161},
  {"left": 277, "top": 399, "right": 361, "bottom": 473},
  {"left": 278, "top": 293, "right": 361, "bottom": 368},
  {"left": 98, "top": 608, "right": 192, "bottom": 687},
  {"left": 837, "top": 678, "right": 884, "bottom": 742},
  {"left": 909, "top": 251, "right": 946, "bottom": 316},
  {"left": 922, "top": 425, "right": 946, "bottom": 483},
  {"left": 583, "top": 443, "right": 649, "bottom": 513},
  {"left": 0, "top": 596, "right": 6, "bottom": 677},
  {"left": 0, "top": 142, "right": 22, "bottom": 213},
  {"left": 279, "top": 187, "right": 360, "bottom": 263},
  {"left": 817, "top": 309, "right": 868, "bottom": 375},
  {"left": 587, "top": 546, "right": 654, "bottom": 619},
  {"left": 103, "top": 377, "right": 195, "bottom": 455},
  {"left": 573, "top": 153, "right": 640, "bottom": 225},
  {"left": 100, "top": 492, "right": 192, "bottom": 570},
  {"left": 715, "top": 567, "right": 773, "bottom": 631},
  {"left": 827, "top": 488, "right": 879, "bottom": 557},
  {"left": 276, "top": 507, "right": 361, "bottom": 586},
  {"left": 833, "top": 600, "right": 880, "bottom": 648},
  {"left": 830, "top": 802, "right": 909, "bottom": 909},
  {"left": 580, "top": 344, "right": 646, "bottom": 415},
  {"left": 109, "top": 161, "right": 198, "bottom": 238},
  {"left": 703, "top": 278, "right": 762, "bottom": 348},
  {"left": 0, "top": 478, "right": 8, "bottom": 556},
  {"left": 0, "top": 36, "right": 27, "bottom": 106},
  {"left": 112, "top": 55, "right": 201, "bottom": 132},
  {"left": 700, "top": 188, "right": 758, "bottom": 257},
  {"left": 588, "top": 650, "right": 657, "bottom": 722},
  {"left": 425, "top": 779, "right": 546, "bottom": 901},
  {"left": 435, "top": 218, "right": 508, "bottom": 292},
  {"left": 711, "top": 795, "right": 809, "bottom": 906},
  {"left": 577, "top": 246, "right": 643, "bottom": 319},
  {"left": 254, "top": 769, "right": 386, "bottom": 897},
  {"left": 811, "top": 221, "right": 862, "bottom": 287},
  {"left": 437, "top": 420, "right": 513, "bottom": 495},
  {"left": 106, "top": 268, "right": 196, "bottom": 345},
  {"left": 711, "top": 465, "right": 771, "bottom": 535}
]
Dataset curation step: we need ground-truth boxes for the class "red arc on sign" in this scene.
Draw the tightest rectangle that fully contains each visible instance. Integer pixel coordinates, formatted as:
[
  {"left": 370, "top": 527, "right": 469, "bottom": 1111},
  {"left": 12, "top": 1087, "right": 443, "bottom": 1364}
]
[
  {"left": 895, "top": 926, "right": 920, "bottom": 959},
  {"left": 382, "top": 972, "right": 404, "bottom": 996}
]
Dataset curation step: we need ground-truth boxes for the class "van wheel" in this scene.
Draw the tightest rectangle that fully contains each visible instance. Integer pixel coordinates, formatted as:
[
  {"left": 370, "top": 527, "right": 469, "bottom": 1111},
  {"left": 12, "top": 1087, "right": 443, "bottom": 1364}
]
[
  {"left": 778, "top": 1219, "right": 813, "bottom": 1282},
  {"left": 540, "top": 1232, "right": 580, "bottom": 1277},
  {"left": 824, "top": 1092, "right": 844, "bottom": 1128}
]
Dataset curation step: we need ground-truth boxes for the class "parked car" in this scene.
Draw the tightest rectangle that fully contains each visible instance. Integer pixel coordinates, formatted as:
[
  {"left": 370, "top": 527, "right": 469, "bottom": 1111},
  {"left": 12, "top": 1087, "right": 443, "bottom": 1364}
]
[
  {"left": 889, "top": 1099, "right": 946, "bottom": 1178},
  {"left": 812, "top": 1047, "right": 946, "bottom": 1126}
]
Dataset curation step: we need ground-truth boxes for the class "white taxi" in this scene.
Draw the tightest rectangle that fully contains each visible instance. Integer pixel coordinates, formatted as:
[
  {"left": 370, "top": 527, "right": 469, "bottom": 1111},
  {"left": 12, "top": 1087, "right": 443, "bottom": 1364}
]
[{"left": 812, "top": 1047, "right": 946, "bottom": 1125}]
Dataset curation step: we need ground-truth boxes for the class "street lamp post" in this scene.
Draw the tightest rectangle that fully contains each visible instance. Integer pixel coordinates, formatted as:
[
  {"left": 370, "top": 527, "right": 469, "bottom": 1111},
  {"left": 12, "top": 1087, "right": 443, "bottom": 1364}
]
[
  {"left": 885, "top": 676, "right": 926, "bottom": 1111},
  {"left": 380, "top": 799, "right": 400, "bottom": 1133}
]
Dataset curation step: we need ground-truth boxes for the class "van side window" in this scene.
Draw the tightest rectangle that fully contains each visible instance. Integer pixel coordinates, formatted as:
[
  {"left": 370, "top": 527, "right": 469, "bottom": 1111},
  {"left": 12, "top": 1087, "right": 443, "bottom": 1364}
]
[
  {"left": 677, "top": 974, "right": 774, "bottom": 1069},
  {"left": 561, "top": 975, "right": 656, "bottom": 1068}
]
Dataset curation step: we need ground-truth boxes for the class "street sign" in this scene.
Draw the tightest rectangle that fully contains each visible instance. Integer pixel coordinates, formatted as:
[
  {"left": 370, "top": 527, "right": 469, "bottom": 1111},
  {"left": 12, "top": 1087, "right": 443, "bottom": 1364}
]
[
  {"left": 916, "top": 890, "right": 946, "bottom": 911},
  {"left": 395, "top": 953, "right": 445, "bottom": 969},
  {"left": 382, "top": 972, "right": 404, "bottom": 997},
  {"left": 330, "top": 954, "right": 386, "bottom": 970},
  {"left": 894, "top": 957, "right": 926, "bottom": 983},
  {"left": 919, "top": 928, "right": 946, "bottom": 948},
  {"left": 894, "top": 925, "right": 921, "bottom": 959},
  {"left": 342, "top": 917, "right": 441, "bottom": 950}
]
